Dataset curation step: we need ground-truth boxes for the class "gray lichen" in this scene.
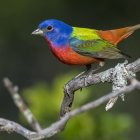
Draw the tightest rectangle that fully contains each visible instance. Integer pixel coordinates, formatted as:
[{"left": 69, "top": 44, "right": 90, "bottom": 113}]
[{"left": 106, "top": 60, "right": 136, "bottom": 110}]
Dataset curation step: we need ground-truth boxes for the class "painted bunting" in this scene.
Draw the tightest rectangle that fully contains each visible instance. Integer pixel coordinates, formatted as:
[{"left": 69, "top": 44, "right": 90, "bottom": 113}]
[{"left": 32, "top": 19, "right": 140, "bottom": 71}]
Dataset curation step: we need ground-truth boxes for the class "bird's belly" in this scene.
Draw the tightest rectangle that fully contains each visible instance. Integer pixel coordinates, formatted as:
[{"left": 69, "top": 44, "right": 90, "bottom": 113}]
[{"left": 50, "top": 46, "right": 99, "bottom": 65}]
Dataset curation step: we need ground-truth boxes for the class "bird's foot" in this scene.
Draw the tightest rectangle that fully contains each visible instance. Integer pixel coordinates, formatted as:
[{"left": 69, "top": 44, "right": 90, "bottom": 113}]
[{"left": 84, "top": 62, "right": 105, "bottom": 86}]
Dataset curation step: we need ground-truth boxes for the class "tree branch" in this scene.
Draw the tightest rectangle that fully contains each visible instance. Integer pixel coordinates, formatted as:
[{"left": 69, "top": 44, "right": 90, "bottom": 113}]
[
  {"left": 0, "top": 58, "right": 139, "bottom": 140},
  {"left": 60, "top": 58, "right": 140, "bottom": 116},
  {"left": 0, "top": 78, "right": 140, "bottom": 140}
]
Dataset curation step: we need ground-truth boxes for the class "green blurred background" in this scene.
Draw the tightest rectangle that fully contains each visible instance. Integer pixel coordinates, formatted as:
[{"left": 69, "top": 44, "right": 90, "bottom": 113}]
[{"left": 0, "top": 0, "right": 140, "bottom": 139}]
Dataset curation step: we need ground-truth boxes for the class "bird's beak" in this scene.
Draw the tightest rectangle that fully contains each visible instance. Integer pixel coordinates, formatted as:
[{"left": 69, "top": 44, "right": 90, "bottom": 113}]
[{"left": 31, "top": 28, "right": 43, "bottom": 35}]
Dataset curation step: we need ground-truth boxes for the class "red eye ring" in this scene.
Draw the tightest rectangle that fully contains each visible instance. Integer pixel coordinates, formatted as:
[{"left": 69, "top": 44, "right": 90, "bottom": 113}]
[{"left": 47, "top": 25, "right": 53, "bottom": 31}]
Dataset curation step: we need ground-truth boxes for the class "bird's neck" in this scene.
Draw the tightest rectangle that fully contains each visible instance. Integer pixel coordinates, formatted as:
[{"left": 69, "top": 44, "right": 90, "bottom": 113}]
[
  {"left": 45, "top": 37, "right": 69, "bottom": 52},
  {"left": 45, "top": 34, "right": 70, "bottom": 48}
]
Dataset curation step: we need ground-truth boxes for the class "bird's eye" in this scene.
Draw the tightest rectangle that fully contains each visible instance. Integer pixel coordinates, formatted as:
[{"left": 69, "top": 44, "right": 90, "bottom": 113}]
[{"left": 47, "top": 25, "right": 53, "bottom": 31}]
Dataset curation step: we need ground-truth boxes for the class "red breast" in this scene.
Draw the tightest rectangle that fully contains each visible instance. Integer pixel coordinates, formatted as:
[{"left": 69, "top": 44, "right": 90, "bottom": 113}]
[{"left": 50, "top": 44, "right": 100, "bottom": 65}]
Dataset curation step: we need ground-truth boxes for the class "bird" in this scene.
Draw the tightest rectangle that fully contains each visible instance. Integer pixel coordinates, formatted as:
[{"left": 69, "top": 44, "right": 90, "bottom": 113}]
[{"left": 32, "top": 19, "right": 140, "bottom": 74}]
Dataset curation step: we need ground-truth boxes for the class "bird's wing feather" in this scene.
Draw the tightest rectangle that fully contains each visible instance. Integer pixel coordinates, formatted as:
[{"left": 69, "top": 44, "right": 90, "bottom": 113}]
[{"left": 69, "top": 37, "right": 127, "bottom": 59}]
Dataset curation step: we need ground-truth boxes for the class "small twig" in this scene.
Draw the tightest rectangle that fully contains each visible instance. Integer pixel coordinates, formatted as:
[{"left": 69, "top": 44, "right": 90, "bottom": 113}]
[
  {"left": 3, "top": 78, "right": 42, "bottom": 132},
  {"left": 0, "top": 78, "right": 140, "bottom": 140}
]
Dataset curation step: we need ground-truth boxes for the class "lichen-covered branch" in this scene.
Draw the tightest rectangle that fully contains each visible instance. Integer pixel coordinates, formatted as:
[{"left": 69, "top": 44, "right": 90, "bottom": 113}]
[
  {"left": 0, "top": 78, "right": 140, "bottom": 140},
  {"left": 60, "top": 58, "right": 140, "bottom": 116},
  {"left": 0, "top": 58, "right": 140, "bottom": 140}
]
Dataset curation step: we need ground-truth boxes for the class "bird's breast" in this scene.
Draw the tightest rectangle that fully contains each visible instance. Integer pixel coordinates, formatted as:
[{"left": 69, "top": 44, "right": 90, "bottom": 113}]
[{"left": 49, "top": 44, "right": 100, "bottom": 65}]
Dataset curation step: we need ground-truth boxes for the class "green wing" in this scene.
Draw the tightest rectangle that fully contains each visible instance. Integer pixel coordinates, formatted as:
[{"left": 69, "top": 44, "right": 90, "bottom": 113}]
[{"left": 69, "top": 27, "right": 128, "bottom": 59}]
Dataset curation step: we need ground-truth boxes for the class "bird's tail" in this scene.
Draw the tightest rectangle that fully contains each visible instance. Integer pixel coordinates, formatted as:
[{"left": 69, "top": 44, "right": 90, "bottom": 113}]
[
  {"left": 98, "top": 24, "right": 140, "bottom": 45},
  {"left": 129, "top": 24, "right": 140, "bottom": 32}
]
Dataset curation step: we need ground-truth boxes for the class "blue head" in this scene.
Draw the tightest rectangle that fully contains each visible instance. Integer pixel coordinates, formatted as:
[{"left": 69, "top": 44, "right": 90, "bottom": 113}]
[{"left": 32, "top": 19, "right": 73, "bottom": 46}]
